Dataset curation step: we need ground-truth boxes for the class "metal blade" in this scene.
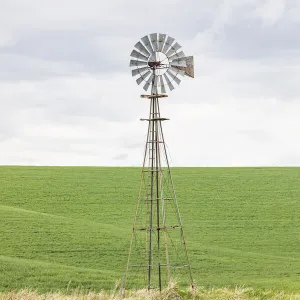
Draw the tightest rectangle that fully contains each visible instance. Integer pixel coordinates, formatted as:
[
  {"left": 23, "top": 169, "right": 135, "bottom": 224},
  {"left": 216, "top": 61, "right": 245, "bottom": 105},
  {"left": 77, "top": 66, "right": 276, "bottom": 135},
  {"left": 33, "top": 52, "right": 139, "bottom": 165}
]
[
  {"left": 166, "top": 42, "right": 182, "bottom": 57},
  {"left": 163, "top": 73, "right": 174, "bottom": 91},
  {"left": 154, "top": 75, "right": 159, "bottom": 88},
  {"left": 170, "top": 66, "right": 185, "bottom": 76},
  {"left": 162, "top": 36, "right": 175, "bottom": 54},
  {"left": 141, "top": 35, "right": 154, "bottom": 55},
  {"left": 132, "top": 66, "right": 149, "bottom": 77},
  {"left": 167, "top": 69, "right": 181, "bottom": 85},
  {"left": 136, "top": 75, "right": 145, "bottom": 85},
  {"left": 183, "top": 56, "right": 194, "bottom": 78},
  {"left": 160, "top": 75, "right": 166, "bottom": 94},
  {"left": 149, "top": 33, "right": 158, "bottom": 52},
  {"left": 153, "top": 75, "right": 159, "bottom": 94},
  {"left": 158, "top": 33, "right": 166, "bottom": 52},
  {"left": 143, "top": 73, "right": 154, "bottom": 91},
  {"left": 169, "top": 50, "right": 185, "bottom": 61},
  {"left": 136, "top": 70, "right": 151, "bottom": 85},
  {"left": 129, "top": 60, "right": 148, "bottom": 67},
  {"left": 130, "top": 49, "right": 148, "bottom": 61},
  {"left": 170, "top": 59, "right": 187, "bottom": 67},
  {"left": 134, "top": 41, "right": 150, "bottom": 57}
]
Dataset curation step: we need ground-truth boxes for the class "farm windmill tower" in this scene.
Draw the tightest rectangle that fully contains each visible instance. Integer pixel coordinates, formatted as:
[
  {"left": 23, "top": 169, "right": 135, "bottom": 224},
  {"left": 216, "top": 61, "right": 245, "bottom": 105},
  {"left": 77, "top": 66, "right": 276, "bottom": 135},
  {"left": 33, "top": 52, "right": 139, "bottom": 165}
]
[{"left": 124, "top": 33, "right": 194, "bottom": 291}]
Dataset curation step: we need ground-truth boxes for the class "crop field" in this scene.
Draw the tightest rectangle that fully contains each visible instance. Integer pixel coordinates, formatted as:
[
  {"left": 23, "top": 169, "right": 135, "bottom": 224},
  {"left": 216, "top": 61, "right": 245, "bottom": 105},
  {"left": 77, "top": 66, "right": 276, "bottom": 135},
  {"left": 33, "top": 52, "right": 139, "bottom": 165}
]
[{"left": 0, "top": 166, "right": 300, "bottom": 294}]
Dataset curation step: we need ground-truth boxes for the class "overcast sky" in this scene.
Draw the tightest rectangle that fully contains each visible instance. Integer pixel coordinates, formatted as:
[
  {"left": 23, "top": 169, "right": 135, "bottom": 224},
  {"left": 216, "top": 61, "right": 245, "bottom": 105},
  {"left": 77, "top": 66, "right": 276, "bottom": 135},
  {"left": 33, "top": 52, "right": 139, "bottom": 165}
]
[{"left": 0, "top": 0, "right": 299, "bottom": 166}]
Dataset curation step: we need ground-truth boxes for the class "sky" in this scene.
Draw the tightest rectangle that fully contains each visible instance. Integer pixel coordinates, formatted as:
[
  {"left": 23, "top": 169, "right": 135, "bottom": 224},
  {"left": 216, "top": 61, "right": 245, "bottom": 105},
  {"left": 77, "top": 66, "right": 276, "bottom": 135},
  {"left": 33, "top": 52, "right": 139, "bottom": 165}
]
[{"left": 0, "top": 0, "right": 300, "bottom": 166}]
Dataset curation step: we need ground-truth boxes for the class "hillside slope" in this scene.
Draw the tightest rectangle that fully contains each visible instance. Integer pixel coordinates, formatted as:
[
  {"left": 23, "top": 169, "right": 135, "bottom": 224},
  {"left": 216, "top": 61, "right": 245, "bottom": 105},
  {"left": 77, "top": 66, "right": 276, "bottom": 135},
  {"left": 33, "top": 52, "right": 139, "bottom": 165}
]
[{"left": 0, "top": 166, "right": 299, "bottom": 292}]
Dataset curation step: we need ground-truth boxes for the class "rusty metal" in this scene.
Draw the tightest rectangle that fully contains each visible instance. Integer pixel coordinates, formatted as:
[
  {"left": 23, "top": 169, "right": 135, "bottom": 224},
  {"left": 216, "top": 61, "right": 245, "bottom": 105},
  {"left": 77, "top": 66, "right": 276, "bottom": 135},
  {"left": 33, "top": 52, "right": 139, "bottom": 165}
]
[
  {"left": 124, "top": 33, "right": 195, "bottom": 293},
  {"left": 175, "top": 56, "right": 194, "bottom": 78},
  {"left": 141, "top": 94, "right": 168, "bottom": 99},
  {"left": 129, "top": 33, "right": 194, "bottom": 94},
  {"left": 140, "top": 118, "right": 170, "bottom": 121}
]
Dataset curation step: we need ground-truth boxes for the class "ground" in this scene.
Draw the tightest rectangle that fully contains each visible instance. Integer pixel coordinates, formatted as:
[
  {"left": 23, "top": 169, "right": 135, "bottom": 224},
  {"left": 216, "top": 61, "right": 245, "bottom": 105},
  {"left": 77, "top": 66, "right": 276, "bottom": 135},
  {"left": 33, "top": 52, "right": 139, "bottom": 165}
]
[{"left": 0, "top": 166, "right": 299, "bottom": 293}]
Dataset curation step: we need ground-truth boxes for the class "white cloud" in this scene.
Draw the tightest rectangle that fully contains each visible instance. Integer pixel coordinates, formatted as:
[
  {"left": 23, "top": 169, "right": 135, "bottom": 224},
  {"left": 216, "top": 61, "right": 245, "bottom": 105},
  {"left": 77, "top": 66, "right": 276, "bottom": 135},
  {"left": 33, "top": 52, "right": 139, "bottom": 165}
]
[
  {"left": 255, "top": 0, "right": 286, "bottom": 26},
  {"left": 0, "top": 0, "right": 299, "bottom": 166}
]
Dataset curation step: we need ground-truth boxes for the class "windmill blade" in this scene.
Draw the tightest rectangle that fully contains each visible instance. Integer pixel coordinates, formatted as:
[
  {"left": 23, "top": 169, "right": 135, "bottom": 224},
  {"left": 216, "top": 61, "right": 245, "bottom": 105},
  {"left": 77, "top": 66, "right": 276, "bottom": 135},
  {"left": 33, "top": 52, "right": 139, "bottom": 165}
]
[
  {"left": 160, "top": 75, "right": 166, "bottom": 94},
  {"left": 162, "top": 36, "right": 175, "bottom": 54},
  {"left": 130, "top": 49, "right": 148, "bottom": 61},
  {"left": 169, "top": 50, "right": 185, "bottom": 61},
  {"left": 136, "top": 75, "right": 145, "bottom": 85},
  {"left": 166, "top": 42, "right": 182, "bottom": 57},
  {"left": 154, "top": 75, "right": 159, "bottom": 88},
  {"left": 149, "top": 33, "right": 158, "bottom": 52},
  {"left": 163, "top": 73, "right": 175, "bottom": 91},
  {"left": 158, "top": 33, "right": 166, "bottom": 52},
  {"left": 134, "top": 41, "right": 151, "bottom": 57},
  {"left": 170, "top": 59, "right": 187, "bottom": 68},
  {"left": 136, "top": 70, "right": 151, "bottom": 85},
  {"left": 132, "top": 66, "right": 149, "bottom": 77},
  {"left": 129, "top": 60, "right": 148, "bottom": 67},
  {"left": 143, "top": 73, "right": 154, "bottom": 91},
  {"left": 167, "top": 69, "right": 181, "bottom": 85},
  {"left": 141, "top": 35, "right": 154, "bottom": 55},
  {"left": 152, "top": 75, "right": 159, "bottom": 94},
  {"left": 170, "top": 66, "right": 185, "bottom": 76}
]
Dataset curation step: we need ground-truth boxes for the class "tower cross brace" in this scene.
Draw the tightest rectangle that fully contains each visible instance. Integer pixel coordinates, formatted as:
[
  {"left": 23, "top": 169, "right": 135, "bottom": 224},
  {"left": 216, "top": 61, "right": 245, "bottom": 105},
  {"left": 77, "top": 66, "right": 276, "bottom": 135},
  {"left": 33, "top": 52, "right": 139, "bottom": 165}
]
[{"left": 124, "top": 89, "right": 193, "bottom": 291}]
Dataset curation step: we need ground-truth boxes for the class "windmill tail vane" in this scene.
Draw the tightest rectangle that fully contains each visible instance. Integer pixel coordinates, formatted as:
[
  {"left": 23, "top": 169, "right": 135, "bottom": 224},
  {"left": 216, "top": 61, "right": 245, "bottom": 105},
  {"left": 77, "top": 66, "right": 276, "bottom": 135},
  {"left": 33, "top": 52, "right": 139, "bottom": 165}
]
[{"left": 123, "top": 33, "right": 194, "bottom": 292}]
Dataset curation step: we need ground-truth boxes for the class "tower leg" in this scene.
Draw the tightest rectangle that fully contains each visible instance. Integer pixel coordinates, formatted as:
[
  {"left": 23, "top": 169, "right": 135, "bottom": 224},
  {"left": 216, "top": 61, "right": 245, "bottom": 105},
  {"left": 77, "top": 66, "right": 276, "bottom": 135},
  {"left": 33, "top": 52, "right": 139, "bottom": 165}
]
[{"left": 124, "top": 94, "right": 194, "bottom": 291}]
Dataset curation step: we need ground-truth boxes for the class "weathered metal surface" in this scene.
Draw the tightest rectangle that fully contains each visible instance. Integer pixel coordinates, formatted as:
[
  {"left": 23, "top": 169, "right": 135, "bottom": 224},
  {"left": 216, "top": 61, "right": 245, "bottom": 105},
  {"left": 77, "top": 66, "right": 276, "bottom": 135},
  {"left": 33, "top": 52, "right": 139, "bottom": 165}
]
[
  {"left": 140, "top": 118, "right": 170, "bottom": 121},
  {"left": 141, "top": 35, "right": 154, "bottom": 55},
  {"left": 140, "top": 94, "right": 168, "bottom": 98},
  {"left": 160, "top": 75, "right": 166, "bottom": 94},
  {"left": 136, "top": 70, "right": 151, "bottom": 85},
  {"left": 167, "top": 69, "right": 181, "bottom": 85},
  {"left": 183, "top": 56, "right": 194, "bottom": 78},
  {"left": 162, "top": 36, "right": 175, "bottom": 53},
  {"left": 158, "top": 33, "right": 166, "bottom": 51},
  {"left": 143, "top": 81, "right": 150, "bottom": 91},
  {"left": 170, "top": 59, "right": 187, "bottom": 68},
  {"left": 130, "top": 49, "right": 148, "bottom": 61},
  {"left": 143, "top": 73, "right": 153, "bottom": 91},
  {"left": 135, "top": 225, "right": 181, "bottom": 231},
  {"left": 169, "top": 50, "right": 185, "bottom": 61},
  {"left": 150, "top": 33, "right": 158, "bottom": 52},
  {"left": 169, "top": 66, "right": 185, "bottom": 76},
  {"left": 166, "top": 42, "right": 182, "bottom": 57},
  {"left": 163, "top": 73, "right": 174, "bottom": 90},
  {"left": 130, "top": 59, "right": 148, "bottom": 67},
  {"left": 126, "top": 33, "right": 195, "bottom": 293},
  {"left": 134, "top": 41, "right": 151, "bottom": 57},
  {"left": 154, "top": 74, "right": 159, "bottom": 89},
  {"left": 132, "top": 66, "right": 149, "bottom": 77}
]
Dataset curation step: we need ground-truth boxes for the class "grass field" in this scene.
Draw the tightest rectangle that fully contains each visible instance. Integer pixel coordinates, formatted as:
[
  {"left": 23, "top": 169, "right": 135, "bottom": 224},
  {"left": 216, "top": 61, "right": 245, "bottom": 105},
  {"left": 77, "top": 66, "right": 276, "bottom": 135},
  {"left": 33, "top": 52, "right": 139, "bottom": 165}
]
[{"left": 0, "top": 166, "right": 300, "bottom": 294}]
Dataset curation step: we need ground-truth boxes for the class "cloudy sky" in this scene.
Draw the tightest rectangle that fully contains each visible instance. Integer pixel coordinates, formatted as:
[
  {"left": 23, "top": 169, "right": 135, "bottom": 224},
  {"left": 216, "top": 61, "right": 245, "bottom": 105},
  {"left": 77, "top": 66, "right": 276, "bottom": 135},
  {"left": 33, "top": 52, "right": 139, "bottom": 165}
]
[{"left": 0, "top": 0, "right": 299, "bottom": 166}]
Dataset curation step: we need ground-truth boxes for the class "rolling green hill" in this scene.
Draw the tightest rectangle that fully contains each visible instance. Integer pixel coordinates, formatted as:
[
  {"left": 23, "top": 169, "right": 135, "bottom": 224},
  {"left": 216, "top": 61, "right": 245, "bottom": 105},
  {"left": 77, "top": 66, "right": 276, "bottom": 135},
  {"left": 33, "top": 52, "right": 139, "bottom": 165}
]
[{"left": 0, "top": 166, "right": 300, "bottom": 293}]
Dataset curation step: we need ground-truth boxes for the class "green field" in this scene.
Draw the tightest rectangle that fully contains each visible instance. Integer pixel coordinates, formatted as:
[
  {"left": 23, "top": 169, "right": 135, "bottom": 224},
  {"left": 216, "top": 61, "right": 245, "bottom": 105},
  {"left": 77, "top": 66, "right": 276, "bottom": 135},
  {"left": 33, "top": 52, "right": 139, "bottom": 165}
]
[{"left": 0, "top": 166, "right": 300, "bottom": 293}]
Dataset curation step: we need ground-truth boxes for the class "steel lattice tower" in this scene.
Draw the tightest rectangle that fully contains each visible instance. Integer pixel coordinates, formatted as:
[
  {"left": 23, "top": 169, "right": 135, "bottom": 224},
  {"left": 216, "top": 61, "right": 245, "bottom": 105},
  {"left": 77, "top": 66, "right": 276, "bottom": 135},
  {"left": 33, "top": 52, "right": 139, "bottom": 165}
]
[{"left": 124, "top": 33, "right": 194, "bottom": 291}]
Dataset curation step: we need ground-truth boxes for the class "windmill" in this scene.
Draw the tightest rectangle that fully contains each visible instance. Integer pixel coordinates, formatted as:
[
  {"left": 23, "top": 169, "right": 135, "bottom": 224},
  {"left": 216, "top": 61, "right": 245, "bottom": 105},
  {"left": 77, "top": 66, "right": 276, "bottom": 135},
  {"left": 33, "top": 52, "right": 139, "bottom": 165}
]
[{"left": 124, "top": 33, "right": 194, "bottom": 292}]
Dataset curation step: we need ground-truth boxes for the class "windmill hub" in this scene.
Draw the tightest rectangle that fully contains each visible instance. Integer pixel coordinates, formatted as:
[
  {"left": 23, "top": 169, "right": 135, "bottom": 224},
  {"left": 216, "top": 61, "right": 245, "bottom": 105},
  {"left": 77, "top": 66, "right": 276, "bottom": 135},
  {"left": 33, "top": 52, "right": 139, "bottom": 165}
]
[
  {"left": 129, "top": 33, "right": 194, "bottom": 93},
  {"left": 148, "top": 52, "right": 169, "bottom": 75}
]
